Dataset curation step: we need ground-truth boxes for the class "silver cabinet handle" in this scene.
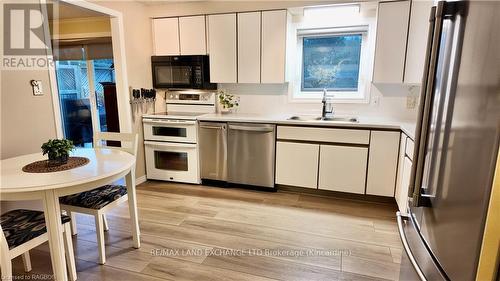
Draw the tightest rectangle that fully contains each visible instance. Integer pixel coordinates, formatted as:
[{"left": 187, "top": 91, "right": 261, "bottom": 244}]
[
  {"left": 396, "top": 212, "right": 427, "bottom": 281},
  {"left": 228, "top": 125, "right": 274, "bottom": 132}
]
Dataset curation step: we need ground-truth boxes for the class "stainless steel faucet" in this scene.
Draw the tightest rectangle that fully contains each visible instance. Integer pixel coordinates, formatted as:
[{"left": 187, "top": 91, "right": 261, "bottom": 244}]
[{"left": 321, "top": 89, "right": 334, "bottom": 120}]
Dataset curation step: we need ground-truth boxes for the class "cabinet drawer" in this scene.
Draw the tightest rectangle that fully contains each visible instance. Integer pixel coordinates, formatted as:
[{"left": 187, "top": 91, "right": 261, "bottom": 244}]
[
  {"left": 277, "top": 126, "right": 370, "bottom": 144},
  {"left": 405, "top": 137, "right": 414, "bottom": 160}
]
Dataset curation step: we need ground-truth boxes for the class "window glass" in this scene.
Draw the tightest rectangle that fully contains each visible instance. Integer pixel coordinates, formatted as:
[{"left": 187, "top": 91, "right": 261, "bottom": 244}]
[{"left": 301, "top": 34, "right": 362, "bottom": 92}]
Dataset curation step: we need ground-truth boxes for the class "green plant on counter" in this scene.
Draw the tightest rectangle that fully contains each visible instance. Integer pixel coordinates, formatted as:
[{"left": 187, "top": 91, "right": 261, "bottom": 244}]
[
  {"left": 217, "top": 89, "right": 240, "bottom": 109},
  {"left": 41, "top": 139, "right": 75, "bottom": 160}
]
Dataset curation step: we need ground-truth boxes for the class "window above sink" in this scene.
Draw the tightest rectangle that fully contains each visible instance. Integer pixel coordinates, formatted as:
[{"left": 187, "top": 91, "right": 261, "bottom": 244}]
[{"left": 288, "top": 3, "right": 377, "bottom": 104}]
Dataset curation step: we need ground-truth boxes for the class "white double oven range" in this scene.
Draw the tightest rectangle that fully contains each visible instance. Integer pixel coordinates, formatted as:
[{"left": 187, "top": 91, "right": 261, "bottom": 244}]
[{"left": 143, "top": 91, "right": 215, "bottom": 184}]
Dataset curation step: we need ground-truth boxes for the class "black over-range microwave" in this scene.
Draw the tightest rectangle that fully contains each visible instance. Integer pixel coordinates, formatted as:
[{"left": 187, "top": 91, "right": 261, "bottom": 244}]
[{"left": 151, "top": 55, "right": 216, "bottom": 90}]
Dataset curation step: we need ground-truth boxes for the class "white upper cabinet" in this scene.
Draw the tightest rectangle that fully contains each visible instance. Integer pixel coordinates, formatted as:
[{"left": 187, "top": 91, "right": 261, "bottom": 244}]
[
  {"left": 237, "top": 12, "right": 261, "bottom": 83},
  {"left": 261, "top": 10, "right": 287, "bottom": 83},
  {"left": 152, "top": 18, "right": 180, "bottom": 56},
  {"left": 208, "top": 13, "right": 237, "bottom": 83},
  {"left": 372, "top": 1, "right": 411, "bottom": 84},
  {"left": 366, "top": 131, "right": 401, "bottom": 196},
  {"left": 404, "top": 0, "right": 434, "bottom": 84},
  {"left": 179, "top": 16, "right": 207, "bottom": 55}
]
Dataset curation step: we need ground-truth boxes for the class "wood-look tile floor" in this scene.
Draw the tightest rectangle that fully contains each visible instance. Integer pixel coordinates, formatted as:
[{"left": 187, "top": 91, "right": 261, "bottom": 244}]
[{"left": 11, "top": 181, "right": 403, "bottom": 281}]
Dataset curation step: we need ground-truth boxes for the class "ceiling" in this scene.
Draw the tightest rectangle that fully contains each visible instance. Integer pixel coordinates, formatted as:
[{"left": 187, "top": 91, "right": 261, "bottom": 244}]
[{"left": 48, "top": 0, "right": 108, "bottom": 20}]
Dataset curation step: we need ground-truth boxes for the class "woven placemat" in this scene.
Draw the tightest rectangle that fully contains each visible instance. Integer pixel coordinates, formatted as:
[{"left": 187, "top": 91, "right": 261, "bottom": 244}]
[{"left": 22, "top": 157, "right": 90, "bottom": 173}]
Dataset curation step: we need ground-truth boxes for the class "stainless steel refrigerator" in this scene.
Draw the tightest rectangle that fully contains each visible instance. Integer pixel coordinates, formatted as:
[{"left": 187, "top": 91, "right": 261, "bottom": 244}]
[{"left": 397, "top": 1, "right": 500, "bottom": 280}]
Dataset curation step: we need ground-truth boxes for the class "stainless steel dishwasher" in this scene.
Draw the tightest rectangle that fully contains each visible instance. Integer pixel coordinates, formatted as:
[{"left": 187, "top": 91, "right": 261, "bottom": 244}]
[
  {"left": 199, "top": 122, "right": 227, "bottom": 182},
  {"left": 227, "top": 123, "right": 276, "bottom": 188}
]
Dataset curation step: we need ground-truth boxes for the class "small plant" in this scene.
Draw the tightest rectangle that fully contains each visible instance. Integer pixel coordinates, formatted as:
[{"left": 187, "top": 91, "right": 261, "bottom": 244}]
[
  {"left": 217, "top": 89, "right": 240, "bottom": 110},
  {"left": 41, "top": 139, "right": 75, "bottom": 165}
]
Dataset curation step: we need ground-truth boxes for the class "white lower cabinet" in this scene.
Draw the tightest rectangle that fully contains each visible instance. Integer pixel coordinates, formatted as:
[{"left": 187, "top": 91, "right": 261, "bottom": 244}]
[
  {"left": 396, "top": 156, "right": 412, "bottom": 214},
  {"left": 366, "top": 131, "right": 401, "bottom": 196},
  {"left": 318, "top": 145, "right": 368, "bottom": 194},
  {"left": 275, "top": 126, "right": 401, "bottom": 198},
  {"left": 275, "top": 141, "right": 319, "bottom": 189}
]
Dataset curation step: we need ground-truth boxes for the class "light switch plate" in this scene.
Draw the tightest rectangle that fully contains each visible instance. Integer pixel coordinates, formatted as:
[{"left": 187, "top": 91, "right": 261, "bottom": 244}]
[{"left": 31, "top": 80, "right": 43, "bottom": 96}]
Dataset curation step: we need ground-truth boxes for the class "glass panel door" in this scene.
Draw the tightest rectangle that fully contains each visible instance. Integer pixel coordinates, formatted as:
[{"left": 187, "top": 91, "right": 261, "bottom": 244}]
[
  {"left": 55, "top": 60, "right": 94, "bottom": 147},
  {"left": 55, "top": 59, "right": 115, "bottom": 146}
]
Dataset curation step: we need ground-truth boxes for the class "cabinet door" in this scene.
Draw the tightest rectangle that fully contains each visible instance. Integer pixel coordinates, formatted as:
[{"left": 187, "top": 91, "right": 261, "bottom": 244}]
[
  {"left": 366, "top": 131, "right": 401, "bottom": 196},
  {"left": 238, "top": 12, "right": 261, "bottom": 83},
  {"left": 318, "top": 145, "right": 368, "bottom": 194},
  {"left": 404, "top": 0, "right": 434, "bottom": 84},
  {"left": 372, "top": 1, "right": 410, "bottom": 84},
  {"left": 275, "top": 142, "right": 319, "bottom": 189},
  {"left": 208, "top": 13, "right": 237, "bottom": 83},
  {"left": 395, "top": 134, "right": 408, "bottom": 211},
  {"left": 152, "top": 18, "right": 180, "bottom": 56},
  {"left": 179, "top": 16, "right": 207, "bottom": 55},
  {"left": 396, "top": 156, "right": 412, "bottom": 214},
  {"left": 261, "top": 10, "right": 287, "bottom": 83}
]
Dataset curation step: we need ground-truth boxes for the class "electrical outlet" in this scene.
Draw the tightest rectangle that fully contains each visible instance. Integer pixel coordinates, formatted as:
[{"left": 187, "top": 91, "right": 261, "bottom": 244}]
[
  {"left": 406, "top": 85, "right": 419, "bottom": 109},
  {"left": 407, "top": 95, "right": 417, "bottom": 109},
  {"left": 30, "top": 80, "right": 43, "bottom": 96}
]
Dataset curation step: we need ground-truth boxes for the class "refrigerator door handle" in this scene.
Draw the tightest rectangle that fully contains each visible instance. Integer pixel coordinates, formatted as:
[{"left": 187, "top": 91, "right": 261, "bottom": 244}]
[
  {"left": 409, "top": 4, "right": 442, "bottom": 207},
  {"left": 397, "top": 212, "right": 427, "bottom": 281}
]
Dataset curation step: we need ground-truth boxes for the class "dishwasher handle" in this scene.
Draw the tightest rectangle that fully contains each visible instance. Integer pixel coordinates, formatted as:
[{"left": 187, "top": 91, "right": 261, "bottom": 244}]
[
  {"left": 200, "top": 124, "right": 226, "bottom": 130},
  {"left": 228, "top": 124, "right": 274, "bottom": 133}
]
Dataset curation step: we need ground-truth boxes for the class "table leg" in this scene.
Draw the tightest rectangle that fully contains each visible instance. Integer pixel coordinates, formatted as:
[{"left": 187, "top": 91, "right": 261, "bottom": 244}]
[
  {"left": 43, "top": 189, "right": 68, "bottom": 281},
  {"left": 125, "top": 167, "right": 140, "bottom": 248}
]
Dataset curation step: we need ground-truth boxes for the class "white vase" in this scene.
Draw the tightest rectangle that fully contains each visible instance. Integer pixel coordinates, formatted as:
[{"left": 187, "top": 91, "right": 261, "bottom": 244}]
[{"left": 219, "top": 107, "right": 231, "bottom": 114}]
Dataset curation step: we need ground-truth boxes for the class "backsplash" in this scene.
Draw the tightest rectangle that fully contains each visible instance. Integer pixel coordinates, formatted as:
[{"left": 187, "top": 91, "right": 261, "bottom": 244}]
[{"left": 217, "top": 83, "right": 419, "bottom": 121}]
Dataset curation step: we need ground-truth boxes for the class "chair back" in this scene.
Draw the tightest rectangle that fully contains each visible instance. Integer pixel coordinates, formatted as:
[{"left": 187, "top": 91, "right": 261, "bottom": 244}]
[{"left": 93, "top": 132, "right": 138, "bottom": 157}]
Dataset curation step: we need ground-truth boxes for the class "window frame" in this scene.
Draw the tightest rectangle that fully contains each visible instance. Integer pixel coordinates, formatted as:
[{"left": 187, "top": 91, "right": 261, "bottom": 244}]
[{"left": 292, "top": 26, "right": 371, "bottom": 103}]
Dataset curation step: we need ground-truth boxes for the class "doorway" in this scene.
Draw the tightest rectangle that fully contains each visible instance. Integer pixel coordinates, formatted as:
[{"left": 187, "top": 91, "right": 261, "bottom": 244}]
[
  {"left": 47, "top": 0, "right": 131, "bottom": 143},
  {"left": 49, "top": 1, "right": 117, "bottom": 147},
  {"left": 54, "top": 56, "right": 115, "bottom": 147}
]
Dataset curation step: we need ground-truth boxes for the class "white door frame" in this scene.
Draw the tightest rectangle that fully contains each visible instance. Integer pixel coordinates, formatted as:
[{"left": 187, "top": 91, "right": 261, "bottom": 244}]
[{"left": 45, "top": 0, "right": 132, "bottom": 138}]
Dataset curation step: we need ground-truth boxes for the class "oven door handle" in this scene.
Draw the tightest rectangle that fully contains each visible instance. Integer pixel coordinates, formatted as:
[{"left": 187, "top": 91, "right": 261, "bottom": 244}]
[
  {"left": 144, "top": 141, "right": 197, "bottom": 148},
  {"left": 143, "top": 119, "right": 196, "bottom": 125}
]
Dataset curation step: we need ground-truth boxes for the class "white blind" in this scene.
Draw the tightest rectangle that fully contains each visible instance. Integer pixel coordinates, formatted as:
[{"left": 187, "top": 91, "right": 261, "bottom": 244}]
[
  {"left": 297, "top": 25, "right": 369, "bottom": 37},
  {"left": 53, "top": 37, "right": 113, "bottom": 61}
]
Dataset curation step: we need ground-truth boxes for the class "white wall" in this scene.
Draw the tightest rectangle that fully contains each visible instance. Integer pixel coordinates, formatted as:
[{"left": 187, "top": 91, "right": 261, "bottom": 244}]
[{"left": 217, "top": 83, "right": 418, "bottom": 121}]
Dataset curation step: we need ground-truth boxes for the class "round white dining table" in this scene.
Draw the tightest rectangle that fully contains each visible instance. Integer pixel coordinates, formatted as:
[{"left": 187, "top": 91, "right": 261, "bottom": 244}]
[{"left": 0, "top": 148, "right": 141, "bottom": 281}]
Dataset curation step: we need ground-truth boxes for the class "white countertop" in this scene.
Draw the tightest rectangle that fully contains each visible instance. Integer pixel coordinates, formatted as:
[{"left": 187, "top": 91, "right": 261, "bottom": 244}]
[{"left": 196, "top": 113, "right": 417, "bottom": 139}]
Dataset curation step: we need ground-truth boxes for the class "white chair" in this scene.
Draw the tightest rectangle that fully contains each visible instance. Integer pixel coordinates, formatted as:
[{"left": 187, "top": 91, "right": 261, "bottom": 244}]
[
  {"left": 0, "top": 209, "right": 77, "bottom": 281},
  {"left": 59, "top": 132, "right": 138, "bottom": 265}
]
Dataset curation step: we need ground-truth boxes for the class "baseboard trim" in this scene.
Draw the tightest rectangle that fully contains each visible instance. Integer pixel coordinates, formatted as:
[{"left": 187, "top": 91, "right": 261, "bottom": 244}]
[{"left": 136, "top": 175, "right": 147, "bottom": 186}]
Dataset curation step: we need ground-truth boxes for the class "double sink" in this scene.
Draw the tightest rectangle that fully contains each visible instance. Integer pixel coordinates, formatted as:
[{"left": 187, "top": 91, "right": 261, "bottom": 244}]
[{"left": 287, "top": 115, "right": 359, "bottom": 123}]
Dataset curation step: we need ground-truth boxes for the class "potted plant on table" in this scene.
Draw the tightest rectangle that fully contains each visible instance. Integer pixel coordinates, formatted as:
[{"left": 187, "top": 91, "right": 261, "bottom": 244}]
[
  {"left": 217, "top": 89, "right": 240, "bottom": 113},
  {"left": 41, "top": 139, "right": 75, "bottom": 166}
]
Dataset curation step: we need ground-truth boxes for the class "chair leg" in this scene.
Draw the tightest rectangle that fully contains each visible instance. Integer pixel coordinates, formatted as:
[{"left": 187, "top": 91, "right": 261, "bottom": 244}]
[
  {"left": 21, "top": 251, "right": 32, "bottom": 272},
  {"left": 94, "top": 214, "right": 106, "bottom": 265},
  {"left": 63, "top": 223, "right": 77, "bottom": 281},
  {"left": 102, "top": 214, "right": 109, "bottom": 232},
  {"left": 0, "top": 255, "right": 12, "bottom": 281},
  {"left": 69, "top": 211, "right": 78, "bottom": 236}
]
